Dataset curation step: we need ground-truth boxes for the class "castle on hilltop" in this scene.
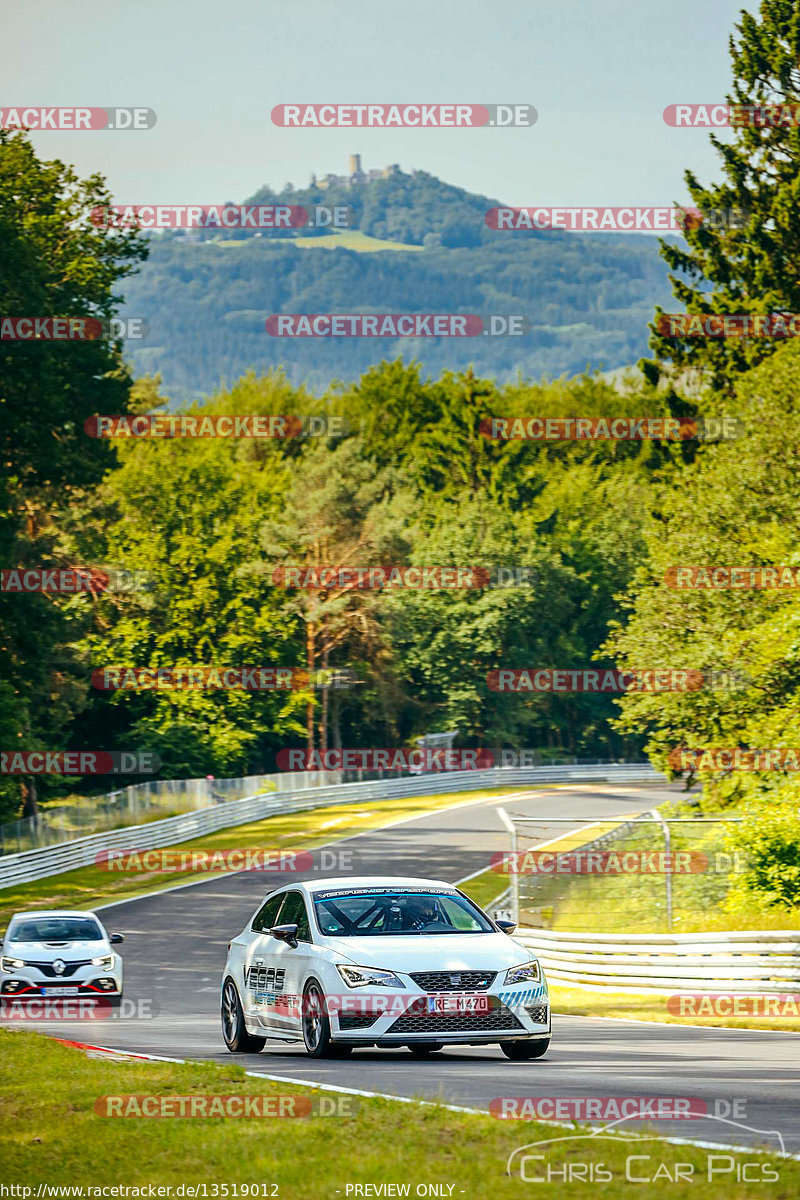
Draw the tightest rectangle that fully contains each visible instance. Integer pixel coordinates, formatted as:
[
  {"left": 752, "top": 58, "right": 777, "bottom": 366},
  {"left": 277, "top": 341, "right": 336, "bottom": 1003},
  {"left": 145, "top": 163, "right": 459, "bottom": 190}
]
[{"left": 312, "top": 155, "right": 401, "bottom": 190}]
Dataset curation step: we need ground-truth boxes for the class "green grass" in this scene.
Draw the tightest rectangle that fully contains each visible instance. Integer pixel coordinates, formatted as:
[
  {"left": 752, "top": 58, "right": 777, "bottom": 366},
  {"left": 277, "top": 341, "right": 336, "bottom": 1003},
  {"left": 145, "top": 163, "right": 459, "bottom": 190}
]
[
  {"left": 1, "top": 1029, "right": 794, "bottom": 1196},
  {"left": 293, "top": 228, "right": 425, "bottom": 252},
  {"left": 0, "top": 785, "right": 532, "bottom": 929},
  {"left": 460, "top": 867, "right": 509, "bottom": 911},
  {"left": 549, "top": 984, "right": 800, "bottom": 1033}
]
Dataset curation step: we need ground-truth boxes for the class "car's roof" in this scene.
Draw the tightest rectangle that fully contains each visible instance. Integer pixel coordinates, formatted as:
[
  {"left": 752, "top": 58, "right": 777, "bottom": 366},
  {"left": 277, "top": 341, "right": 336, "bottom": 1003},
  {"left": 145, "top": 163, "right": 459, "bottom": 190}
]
[
  {"left": 9, "top": 910, "right": 101, "bottom": 920},
  {"left": 302, "top": 876, "right": 459, "bottom": 894}
]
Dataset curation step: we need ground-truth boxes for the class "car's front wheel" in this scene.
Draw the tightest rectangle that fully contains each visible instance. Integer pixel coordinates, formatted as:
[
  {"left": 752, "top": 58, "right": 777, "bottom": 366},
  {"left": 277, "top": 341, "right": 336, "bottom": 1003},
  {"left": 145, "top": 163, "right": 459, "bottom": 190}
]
[
  {"left": 221, "top": 979, "right": 266, "bottom": 1053},
  {"left": 302, "top": 980, "right": 338, "bottom": 1058},
  {"left": 500, "top": 1036, "right": 550, "bottom": 1060}
]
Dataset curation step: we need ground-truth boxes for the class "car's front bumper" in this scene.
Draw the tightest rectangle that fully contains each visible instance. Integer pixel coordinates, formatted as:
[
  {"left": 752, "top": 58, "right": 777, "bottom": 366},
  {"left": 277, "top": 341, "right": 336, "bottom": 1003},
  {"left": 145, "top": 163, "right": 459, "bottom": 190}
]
[
  {"left": 330, "top": 979, "right": 550, "bottom": 1044},
  {"left": 0, "top": 963, "right": 123, "bottom": 998}
]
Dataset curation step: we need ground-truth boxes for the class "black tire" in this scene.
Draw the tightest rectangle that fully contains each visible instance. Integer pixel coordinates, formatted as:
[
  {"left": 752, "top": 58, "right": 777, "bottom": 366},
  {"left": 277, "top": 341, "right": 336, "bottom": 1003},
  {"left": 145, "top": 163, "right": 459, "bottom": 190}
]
[
  {"left": 500, "top": 1036, "right": 550, "bottom": 1060},
  {"left": 221, "top": 978, "right": 266, "bottom": 1054},
  {"left": 302, "top": 980, "right": 337, "bottom": 1058},
  {"left": 407, "top": 1042, "right": 444, "bottom": 1056},
  {"left": 108, "top": 994, "right": 123, "bottom": 1009}
]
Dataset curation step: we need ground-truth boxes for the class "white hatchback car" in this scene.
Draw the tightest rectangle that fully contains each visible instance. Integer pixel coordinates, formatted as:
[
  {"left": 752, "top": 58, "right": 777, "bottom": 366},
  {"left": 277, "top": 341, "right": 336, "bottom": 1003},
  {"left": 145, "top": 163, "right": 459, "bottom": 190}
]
[
  {"left": 0, "top": 910, "right": 124, "bottom": 1002},
  {"left": 221, "top": 876, "right": 549, "bottom": 1059}
]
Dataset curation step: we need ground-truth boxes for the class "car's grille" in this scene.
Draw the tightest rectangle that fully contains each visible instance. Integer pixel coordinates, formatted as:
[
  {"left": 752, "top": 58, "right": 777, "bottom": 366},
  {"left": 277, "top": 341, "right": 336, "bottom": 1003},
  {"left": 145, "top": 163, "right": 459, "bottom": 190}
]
[
  {"left": 24, "top": 960, "right": 91, "bottom": 978},
  {"left": 409, "top": 970, "right": 496, "bottom": 992},
  {"left": 388, "top": 998, "right": 523, "bottom": 1034},
  {"left": 526, "top": 1003, "right": 549, "bottom": 1025},
  {"left": 338, "top": 1011, "right": 381, "bottom": 1030}
]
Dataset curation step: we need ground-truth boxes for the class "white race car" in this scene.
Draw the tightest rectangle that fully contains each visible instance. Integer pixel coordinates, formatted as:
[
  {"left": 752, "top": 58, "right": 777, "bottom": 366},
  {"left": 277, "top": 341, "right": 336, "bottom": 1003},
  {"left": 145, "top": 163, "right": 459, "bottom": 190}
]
[
  {"left": 221, "top": 876, "right": 549, "bottom": 1059},
  {"left": 0, "top": 910, "right": 124, "bottom": 1003}
]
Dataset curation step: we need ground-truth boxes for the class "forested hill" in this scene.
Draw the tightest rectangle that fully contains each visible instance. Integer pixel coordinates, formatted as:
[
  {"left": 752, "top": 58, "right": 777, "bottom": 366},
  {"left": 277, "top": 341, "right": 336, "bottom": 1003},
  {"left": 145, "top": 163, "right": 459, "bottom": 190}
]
[{"left": 120, "top": 167, "right": 674, "bottom": 404}]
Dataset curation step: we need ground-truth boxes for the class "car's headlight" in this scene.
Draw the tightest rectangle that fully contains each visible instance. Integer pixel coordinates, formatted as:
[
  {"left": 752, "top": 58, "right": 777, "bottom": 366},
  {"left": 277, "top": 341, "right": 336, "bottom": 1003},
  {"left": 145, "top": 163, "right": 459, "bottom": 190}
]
[
  {"left": 336, "top": 965, "right": 405, "bottom": 989},
  {"left": 504, "top": 960, "right": 541, "bottom": 985},
  {"left": 1, "top": 957, "right": 25, "bottom": 972},
  {"left": 91, "top": 954, "right": 114, "bottom": 969}
]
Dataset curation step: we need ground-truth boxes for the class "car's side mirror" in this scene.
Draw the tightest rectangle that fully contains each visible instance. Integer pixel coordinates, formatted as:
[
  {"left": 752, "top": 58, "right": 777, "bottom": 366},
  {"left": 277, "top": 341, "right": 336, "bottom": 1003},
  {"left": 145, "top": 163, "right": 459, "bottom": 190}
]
[
  {"left": 270, "top": 923, "right": 299, "bottom": 948},
  {"left": 496, "top": 919, "right": 517, "bottom": 934},
  {"left": 110, "top": 933, "right": 125, "bottom": 944}
]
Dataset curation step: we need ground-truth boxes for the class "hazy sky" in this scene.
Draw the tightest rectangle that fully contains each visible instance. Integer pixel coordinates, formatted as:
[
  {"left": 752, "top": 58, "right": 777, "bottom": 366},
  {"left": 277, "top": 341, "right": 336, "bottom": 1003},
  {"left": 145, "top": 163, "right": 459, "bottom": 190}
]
[{"left": 3, "top": 0, "right": 754, "bottom": 214}]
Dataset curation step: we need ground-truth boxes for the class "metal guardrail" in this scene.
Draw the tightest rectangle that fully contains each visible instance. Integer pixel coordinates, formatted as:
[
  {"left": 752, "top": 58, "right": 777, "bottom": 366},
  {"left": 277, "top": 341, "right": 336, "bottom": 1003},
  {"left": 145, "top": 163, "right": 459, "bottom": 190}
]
[
  {"left": 518, "top": 929, "right": 800, "bottom": 993},
  {"left": 0, "top": 762, "right": 661, "bottom": 889}
]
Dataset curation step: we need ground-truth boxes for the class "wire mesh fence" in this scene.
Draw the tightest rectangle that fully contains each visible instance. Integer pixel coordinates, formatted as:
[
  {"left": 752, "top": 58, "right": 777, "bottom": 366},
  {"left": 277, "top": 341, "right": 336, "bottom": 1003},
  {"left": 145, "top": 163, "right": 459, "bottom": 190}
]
[
  {"left": 496, "top": 810, "right": 744, "bottom": 934},
  {"left": 0, "top": 771, "right": 340, "bottom": 855}
]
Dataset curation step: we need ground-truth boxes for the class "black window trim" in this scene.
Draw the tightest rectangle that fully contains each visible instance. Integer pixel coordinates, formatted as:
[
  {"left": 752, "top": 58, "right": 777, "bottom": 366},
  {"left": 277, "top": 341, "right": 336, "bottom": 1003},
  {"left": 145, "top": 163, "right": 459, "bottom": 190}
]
[
  {"left": 251, "top": 889, "right": 288, "bottom": 934},
  {"left": 276, "top": 889, "right": 313, "bottom": 943},
  {"left": 251, "top": 887, "right": 314, "bottom": 942}
]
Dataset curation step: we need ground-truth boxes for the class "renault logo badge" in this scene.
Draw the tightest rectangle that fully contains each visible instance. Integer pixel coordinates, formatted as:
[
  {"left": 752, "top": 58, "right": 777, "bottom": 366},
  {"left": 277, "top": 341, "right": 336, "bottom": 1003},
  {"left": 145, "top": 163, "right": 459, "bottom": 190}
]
[{"left": 53, "top": 959, "right": 66, "bottom": 976}]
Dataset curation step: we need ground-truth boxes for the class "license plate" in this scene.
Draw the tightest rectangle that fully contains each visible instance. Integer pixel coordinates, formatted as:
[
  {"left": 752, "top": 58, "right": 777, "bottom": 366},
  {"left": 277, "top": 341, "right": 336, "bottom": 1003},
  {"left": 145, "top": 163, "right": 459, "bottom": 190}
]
[
  {"left": 426, "top": 994, "right": 490, "bottom": 1014},
  {"left": 43, "top": 986, "right": 80, "bottom": 995}
]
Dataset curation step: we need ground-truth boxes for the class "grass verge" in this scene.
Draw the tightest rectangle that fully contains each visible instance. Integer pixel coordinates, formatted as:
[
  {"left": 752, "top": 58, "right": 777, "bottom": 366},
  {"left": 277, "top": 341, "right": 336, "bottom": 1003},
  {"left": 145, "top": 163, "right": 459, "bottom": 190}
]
[
  {"left": 0, "top": 1029, "right": 794, "bottom": 1196},
  {"left": 0, "top": 785, "right": 532, "bottom": 928},
  {"left": 549, "top": 984, "right": 800, "bottom": 1033}
]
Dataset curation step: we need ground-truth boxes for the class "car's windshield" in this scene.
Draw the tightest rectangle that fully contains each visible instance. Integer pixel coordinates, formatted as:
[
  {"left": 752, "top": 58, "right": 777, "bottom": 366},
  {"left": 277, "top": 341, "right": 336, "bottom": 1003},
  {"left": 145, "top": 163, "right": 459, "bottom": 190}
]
[
  {"left": 7, "top": 917, "right": 105, "bottom": 943},
  {"left": 313, "top": 889, "right": 494, "bottom": 936}
]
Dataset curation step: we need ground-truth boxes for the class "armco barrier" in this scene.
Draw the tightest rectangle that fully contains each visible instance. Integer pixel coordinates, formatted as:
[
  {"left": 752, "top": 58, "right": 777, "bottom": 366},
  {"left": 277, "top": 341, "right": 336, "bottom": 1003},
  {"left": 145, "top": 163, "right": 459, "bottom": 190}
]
[
  {"left": 0, "top": 763, "right": 661, "bottom": 888},
  {"left": 518, "top": 928, "right": 800, "bottom": 994}
]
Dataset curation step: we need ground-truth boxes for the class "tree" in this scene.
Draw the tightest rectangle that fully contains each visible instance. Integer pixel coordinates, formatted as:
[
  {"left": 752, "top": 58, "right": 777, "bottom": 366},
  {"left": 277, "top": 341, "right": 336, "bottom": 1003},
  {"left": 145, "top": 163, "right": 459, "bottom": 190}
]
[
  {"left": 262, "top": 437, "right": 409, "bottom": 752},
  {"left": 0, "top": 130, "right": 145, "bottom": 818},
  {"left": 644, "top": 0, "right": 800, "bottom": 392},
  {"left": 83, "top": 373, "right": 307, "bottom": 776},
  {"left": 606, "top": 340, "right": 800, "bottom": 803}
]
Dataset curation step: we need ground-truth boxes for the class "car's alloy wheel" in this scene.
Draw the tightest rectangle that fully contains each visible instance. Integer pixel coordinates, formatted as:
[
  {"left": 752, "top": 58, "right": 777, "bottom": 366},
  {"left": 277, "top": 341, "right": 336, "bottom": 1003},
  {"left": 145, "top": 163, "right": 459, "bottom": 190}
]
[
  {"left": 221, "top": 978, "right": 266, "bottom": 1053},
  {"left": 500, "top": 1036, "right": 550, "bottom": 1060},
  {"left": 406, "top": 1042, "right": 444, "bottom": 1056},
  {"left": 302, "top": 981, "right": 337, "bottom": 1058}
]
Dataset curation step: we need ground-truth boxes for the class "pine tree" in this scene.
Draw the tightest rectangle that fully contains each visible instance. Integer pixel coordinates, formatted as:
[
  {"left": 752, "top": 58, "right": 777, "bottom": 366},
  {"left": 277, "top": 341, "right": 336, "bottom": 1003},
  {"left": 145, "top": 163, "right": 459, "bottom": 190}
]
[{"left": 644, "top": 0, "right": 800, "bottom": 391}]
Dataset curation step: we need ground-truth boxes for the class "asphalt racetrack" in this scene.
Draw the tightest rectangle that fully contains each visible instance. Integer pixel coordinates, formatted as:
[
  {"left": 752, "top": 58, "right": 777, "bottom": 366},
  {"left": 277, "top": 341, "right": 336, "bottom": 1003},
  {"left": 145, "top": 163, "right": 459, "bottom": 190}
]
[{"left": 6, "top": 783, "right": 799, "bottom": 1154}]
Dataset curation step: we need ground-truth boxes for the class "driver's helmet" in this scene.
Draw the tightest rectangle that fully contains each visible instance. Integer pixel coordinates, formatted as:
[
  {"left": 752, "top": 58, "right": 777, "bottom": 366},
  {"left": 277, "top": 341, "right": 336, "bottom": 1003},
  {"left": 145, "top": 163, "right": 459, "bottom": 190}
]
[{"left": 404, "top": 896, "right": 438, "bottom": 926}]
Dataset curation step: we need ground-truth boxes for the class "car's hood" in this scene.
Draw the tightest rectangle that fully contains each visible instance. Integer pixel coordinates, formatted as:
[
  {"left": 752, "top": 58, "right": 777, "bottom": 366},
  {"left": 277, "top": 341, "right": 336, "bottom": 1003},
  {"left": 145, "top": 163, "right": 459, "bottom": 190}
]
[
  {"left": 2, "top": 940, "right": 109, "bottom": 961},
  {"left": 322, "top": 932, "right": 533, "bottom": 973}
]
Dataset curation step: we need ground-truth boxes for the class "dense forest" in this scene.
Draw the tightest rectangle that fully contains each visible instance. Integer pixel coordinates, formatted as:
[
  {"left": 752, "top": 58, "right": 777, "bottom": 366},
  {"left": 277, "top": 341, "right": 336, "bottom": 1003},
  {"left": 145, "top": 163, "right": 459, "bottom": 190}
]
[{"left": 3, "top": 0, "right": 800, "bottom": 926}]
